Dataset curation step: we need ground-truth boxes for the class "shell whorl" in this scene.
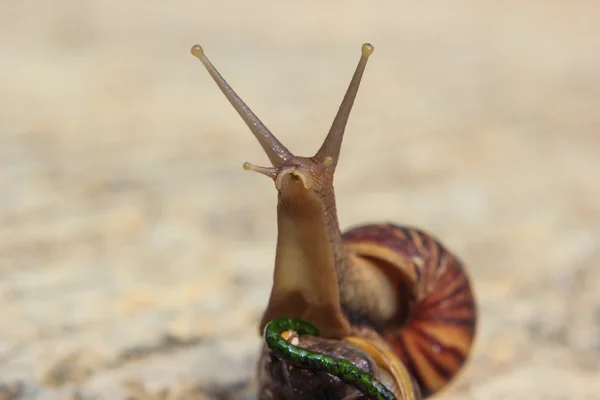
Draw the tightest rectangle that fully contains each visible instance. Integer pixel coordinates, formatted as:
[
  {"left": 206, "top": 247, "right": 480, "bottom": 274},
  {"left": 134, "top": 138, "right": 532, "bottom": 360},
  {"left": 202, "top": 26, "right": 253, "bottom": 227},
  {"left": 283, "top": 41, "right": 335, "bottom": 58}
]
[{"left": 342, "top": 223, "right": 477, "bottom": 398}]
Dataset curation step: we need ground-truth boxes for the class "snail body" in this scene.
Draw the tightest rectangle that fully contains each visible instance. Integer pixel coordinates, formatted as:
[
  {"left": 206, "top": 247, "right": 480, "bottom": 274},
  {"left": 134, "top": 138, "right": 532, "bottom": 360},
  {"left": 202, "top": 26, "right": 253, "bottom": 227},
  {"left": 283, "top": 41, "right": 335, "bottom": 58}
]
[{"left": 191, "top": 43, "right": 477, "bottom": 399}]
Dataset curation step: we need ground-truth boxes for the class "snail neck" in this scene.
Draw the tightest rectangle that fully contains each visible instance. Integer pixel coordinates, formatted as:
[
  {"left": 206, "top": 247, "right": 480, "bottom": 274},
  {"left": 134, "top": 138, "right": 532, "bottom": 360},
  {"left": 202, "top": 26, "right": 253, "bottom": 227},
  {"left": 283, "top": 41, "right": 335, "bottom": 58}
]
[{"left": 259, "top": 181, "right": 351, "bottom": 338}]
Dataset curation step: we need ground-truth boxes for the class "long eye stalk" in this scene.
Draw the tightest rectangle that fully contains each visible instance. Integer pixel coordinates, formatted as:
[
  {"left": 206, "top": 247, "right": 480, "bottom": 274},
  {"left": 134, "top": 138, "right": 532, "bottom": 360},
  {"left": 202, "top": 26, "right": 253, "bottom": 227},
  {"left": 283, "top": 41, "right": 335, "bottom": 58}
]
[
  {"left": 315, "top": 43, "right": 374, "bottom": 168},
  {"left": 191, "top": 45, "right": 292, "bottom": 167}
]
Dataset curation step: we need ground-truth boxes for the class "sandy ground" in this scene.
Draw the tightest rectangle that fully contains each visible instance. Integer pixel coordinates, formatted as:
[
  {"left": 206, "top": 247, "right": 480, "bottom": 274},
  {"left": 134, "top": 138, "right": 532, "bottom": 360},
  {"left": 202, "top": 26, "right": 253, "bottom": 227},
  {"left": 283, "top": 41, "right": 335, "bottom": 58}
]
[{"left": 1, "top": 1, "right": 600, "bottom": 399}]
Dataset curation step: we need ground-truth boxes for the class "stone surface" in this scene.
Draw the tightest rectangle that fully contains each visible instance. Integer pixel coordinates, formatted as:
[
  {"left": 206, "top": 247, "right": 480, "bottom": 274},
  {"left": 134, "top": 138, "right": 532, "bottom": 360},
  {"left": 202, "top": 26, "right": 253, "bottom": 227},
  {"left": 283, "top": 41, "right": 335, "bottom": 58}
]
[{"left": 1, "top": 0, "right": 599, "bottom": 399}]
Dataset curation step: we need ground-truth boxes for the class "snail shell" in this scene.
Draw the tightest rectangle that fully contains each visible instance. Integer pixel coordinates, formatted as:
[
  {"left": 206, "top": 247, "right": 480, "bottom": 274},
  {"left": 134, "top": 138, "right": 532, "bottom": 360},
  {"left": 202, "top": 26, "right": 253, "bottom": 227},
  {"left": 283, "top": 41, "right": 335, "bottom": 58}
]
[{"left": 342, "top": 223, "right": 477, "bottom": 397}]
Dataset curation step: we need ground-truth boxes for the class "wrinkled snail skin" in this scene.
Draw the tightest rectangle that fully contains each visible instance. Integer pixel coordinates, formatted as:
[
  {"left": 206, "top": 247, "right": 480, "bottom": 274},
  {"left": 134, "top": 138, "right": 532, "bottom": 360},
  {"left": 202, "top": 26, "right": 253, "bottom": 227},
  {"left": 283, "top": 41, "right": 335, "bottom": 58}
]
[{"left": 191, "top": 43, "right": 477, "bottom": 400}]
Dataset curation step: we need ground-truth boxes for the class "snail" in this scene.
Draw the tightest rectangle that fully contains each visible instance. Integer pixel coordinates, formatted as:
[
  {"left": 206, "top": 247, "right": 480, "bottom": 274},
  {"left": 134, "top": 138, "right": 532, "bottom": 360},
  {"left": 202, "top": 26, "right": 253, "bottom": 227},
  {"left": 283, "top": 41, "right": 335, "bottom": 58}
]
[{"left": 191, "top": 43, "right": 477, "bottom": 400}]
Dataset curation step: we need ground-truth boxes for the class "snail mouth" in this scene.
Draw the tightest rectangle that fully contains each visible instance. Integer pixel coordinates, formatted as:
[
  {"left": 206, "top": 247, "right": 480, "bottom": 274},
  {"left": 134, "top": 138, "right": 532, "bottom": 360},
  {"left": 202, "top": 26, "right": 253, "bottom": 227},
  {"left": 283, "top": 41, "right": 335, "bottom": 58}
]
[
  {"left": 242, "top": 162, "right": 312, "bottom": 192},
  {"left": 275, "top": 167, "right": 311, "bottom": 191}
]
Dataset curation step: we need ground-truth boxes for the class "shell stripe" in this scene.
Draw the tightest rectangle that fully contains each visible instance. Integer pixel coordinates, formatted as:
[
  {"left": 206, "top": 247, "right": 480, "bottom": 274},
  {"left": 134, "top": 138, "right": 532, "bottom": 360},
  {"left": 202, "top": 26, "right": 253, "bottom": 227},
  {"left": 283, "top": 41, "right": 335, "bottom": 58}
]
[{"left": 341, "top": 223, "right": 477, "bottom": 398}]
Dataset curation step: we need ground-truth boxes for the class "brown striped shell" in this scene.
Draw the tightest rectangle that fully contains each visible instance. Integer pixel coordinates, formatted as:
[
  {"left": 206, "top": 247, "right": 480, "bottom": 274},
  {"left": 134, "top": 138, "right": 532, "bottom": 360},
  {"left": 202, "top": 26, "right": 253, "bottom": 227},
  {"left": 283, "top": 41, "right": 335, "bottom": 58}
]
[{"left": 342, "top": 223, "right": 477, "bottom": 397}]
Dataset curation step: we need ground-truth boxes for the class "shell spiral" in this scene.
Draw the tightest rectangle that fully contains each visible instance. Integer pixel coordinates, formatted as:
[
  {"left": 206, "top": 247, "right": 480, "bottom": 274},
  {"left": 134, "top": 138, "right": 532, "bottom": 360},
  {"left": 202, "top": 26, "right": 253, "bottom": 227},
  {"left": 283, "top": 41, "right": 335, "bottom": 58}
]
[{"left": 342, "top": 223, "right": 477, "bottom": 398}]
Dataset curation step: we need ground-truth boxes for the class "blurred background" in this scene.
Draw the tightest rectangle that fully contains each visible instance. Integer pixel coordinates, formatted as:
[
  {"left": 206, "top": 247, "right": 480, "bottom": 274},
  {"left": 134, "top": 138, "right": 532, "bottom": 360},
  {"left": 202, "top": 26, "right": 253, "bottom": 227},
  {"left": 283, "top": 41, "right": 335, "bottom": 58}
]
[{"left": 1, "top": 0, "right": 599, "bottom": 399}]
